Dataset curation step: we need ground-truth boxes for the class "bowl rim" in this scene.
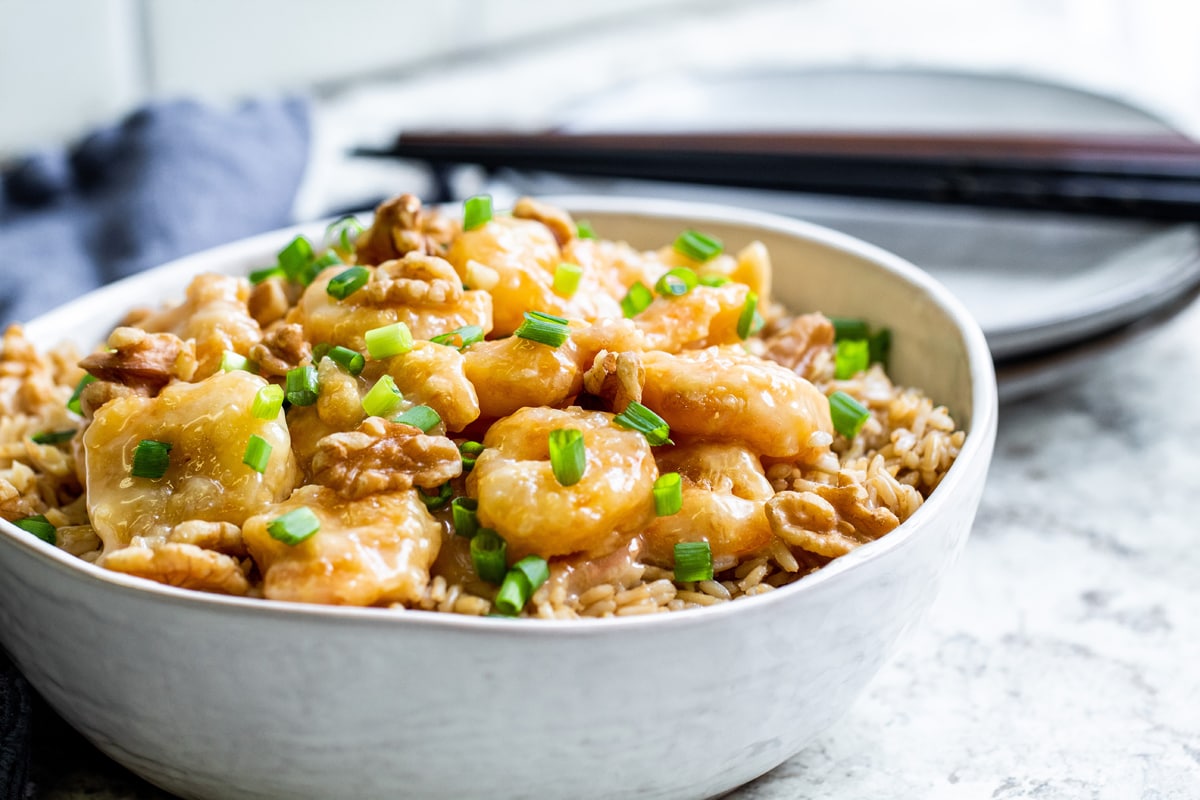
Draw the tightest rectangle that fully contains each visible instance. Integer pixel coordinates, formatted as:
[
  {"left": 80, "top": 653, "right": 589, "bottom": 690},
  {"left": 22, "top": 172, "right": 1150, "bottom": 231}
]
[{"left": 0, "top": 195, "right": 998, "bottom": 634}]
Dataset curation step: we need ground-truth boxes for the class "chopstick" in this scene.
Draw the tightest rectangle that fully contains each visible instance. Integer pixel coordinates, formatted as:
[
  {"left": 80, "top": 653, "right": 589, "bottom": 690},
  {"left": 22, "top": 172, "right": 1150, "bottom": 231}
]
[{"left": 355, "top": 131, "right": 1200, "bottom": 220}]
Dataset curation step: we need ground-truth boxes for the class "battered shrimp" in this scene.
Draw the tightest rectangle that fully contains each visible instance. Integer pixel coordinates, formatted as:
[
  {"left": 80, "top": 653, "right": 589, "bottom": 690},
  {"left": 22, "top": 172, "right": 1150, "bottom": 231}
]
[
  {"left": 467, "top": 407, "right": 657, "bottom": 560},
  {"left": 291, "top": 255, "right": 492, "bottom": 349},
  {"left": 242, "top": 485, "right": 440, "bottom": 606},
  {"left": 463, "top": 337, "right": 583, "bottom": 420},
  {"left": 634, "top": 283, "right": 752, "bottom": 352},
  {"left": 368, "top": 341, "right": 480, "bottom": 432},
  {"left": 639, "top": 443, "right": 774, "bottom": 566},
  {"left": 447, "top": 216, "right": 622, "bottom": 336},
  {"left": 82, "top": 370, "right": 299, "bottom": 554},
  {"left": 639, "top": 346, "right": 833, "bottom": 460},
  {"left": 133, "top": 273, "right": 262, "bottom": 378}
]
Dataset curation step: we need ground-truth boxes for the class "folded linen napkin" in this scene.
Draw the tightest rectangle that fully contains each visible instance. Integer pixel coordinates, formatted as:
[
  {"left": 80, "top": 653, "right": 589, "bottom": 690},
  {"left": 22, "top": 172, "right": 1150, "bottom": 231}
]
[{"left": 0, "top": 96, "right": 310, "bottom": 797}]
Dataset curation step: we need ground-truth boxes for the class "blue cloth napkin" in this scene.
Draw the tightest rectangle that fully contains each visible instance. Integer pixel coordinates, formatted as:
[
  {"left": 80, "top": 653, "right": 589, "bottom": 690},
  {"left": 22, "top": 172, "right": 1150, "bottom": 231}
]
[{"left": 0, "top": 96, "right": 310, "bottom": 797}]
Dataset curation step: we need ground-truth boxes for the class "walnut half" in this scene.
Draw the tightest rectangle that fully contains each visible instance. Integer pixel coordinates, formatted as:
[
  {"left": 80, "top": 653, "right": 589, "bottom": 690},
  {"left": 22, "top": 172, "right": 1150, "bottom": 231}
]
[
  {"left": 311, "top": 417, "right": 462, "bottom": 500},
  {"left": 765, "top": 480, "right": 899, "bottom": 558}
]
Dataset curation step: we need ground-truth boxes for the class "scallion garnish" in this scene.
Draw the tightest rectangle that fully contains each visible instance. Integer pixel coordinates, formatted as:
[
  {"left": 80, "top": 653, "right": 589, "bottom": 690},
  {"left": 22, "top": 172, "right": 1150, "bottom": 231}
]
[
  {"left": 31, "top": 429, "right": 75, "bottom": 445},
  {"left": 612, "top": 402, "right": 672, "bottom": 446},
  {"left": 653, "top": 472, "right": 683, "bottom": 516},
  {"left": 130, "top": 439, "right": 172, "bottom": 479},
  {"left": 576, "top": 220, "right": 596, "bottom": 239},
  {"left": 312, "top": 342, "right": 332, "bottom": 363},
  {"left": 514, "top": 311, "right": 570, "bottom": 348},
  {"left": 654, "top": 267, "right": 699, "bottom": 298},
  {"left": 67, "top": 374, "right": 96, "bottom": 415},
  {"left": 869, "top": 328, "right": 892, "bottom": 369},
  {"left": 325, "top": 266, "right": 370, "bottom": 301},
  {"left": 251, "top": 383, "right": 285, "bottom": 419},
  {"left": 430, "top": 325, "right": 485, "bottom": 351},
  {"left": 242, "top": 434, "right": 272, "bottom": 474},
  {"left": 494, "top": 555, "right": 550, "bottom": 616},
  {"left": 459, "top": 440, "right": 484, "bottom": 471},
  {"left": 674, "top": 541, "right": 714, "bottom": 582},
  {"left": 699, "top": 274, "right": 731, "bottom": 287},
  {"left": 736, "top": 291, "right": 764, "bottom": 339},
  {"left": 326, "top": 345, "right": 365, "bottom": 376},
  {"left": 418, "top": 482, "right": 453, "bottom": 510},
  {"left": 285, "top": 365, "right": 319, "bottom": 406},
  {"left": 829, "top": 390, "right": 870, "bottom": 439},
  {"left": 248, "top": 266, "right": 285, "bottom": 284},
  {"left": 620, "top": 282, "right": 654, "bottom": 318},
  {"left": 362, "top": 375, "right": 404, "bottom": 418},
  {"left": 13, "top": 514, "right": 56, "bottom": 545},
  {"left": 392, "top": 404, "right": 441, "bottom": 433},
  {"left": 552, "top": 262, "right": 584, "bottom": 297},
  {"left": 471, "top": 528, "right": 507, "bottom": 583},
  {"left": 548, "top": 429, "right": 586, "bottom": 486},
  {"left": 451, "top": 497, "right": 479, "bottom": 538},
  {"left": 277, "top": 235, "right": 315, "bottom": 283},
  {"left": 267, "top": 507, "right": 320, "bottom": 546},
  {"left": 463, "top": 194, "right": 493, "bottom": 231},
  {"left": 831, "top": 317, "right": 869, "bottom": 341},
  {"left": 364, "top": 322, "right": 414, "bottom": 359},
  {"left": 834, "top": 339, "right": 870, "bottom": 380},
  {"left": 326, "top": 215, "right": 364, "bottom": 254},
  {"left": 219, "top": 350, "right": 256, "bottom": 373},
  {"left": 673, "top": 230, "right": 723, "bottom": 262}
]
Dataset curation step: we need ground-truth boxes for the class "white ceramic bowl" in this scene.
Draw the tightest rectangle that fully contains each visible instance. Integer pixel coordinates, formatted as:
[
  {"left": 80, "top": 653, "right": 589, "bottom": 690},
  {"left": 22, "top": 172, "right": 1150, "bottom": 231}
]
[{"left": 0, "top": 198, "right": 997, "bottom": 800}]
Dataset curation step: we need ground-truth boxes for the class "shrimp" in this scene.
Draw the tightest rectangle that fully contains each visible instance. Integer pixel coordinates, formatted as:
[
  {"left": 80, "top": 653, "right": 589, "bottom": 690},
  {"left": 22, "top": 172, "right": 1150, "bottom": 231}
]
[
  {"left": 639, "top": 443, "right": 774, "bottom": 566},
  {"left": 639, "top": 346, "right": 833, "bottom": 460},
  {"left": 242, "top": 485, "right": 440, "bottom": 606},
  {"left": 367, "top": 341, "right": 480, "bottom": 432},
  {"left": 291, "top": 255, "right": 492, "bottom": 349},
  {"left": 447, "top": 217, "right": 622, "bottom": 336},
  {"left": 463, "top": 336, "right": 583, "bottom": 419},
  {"left": 634, "top": 283, "right": 752, "bottom": 352},
  {"left": 467, "top": 407, "right": 657, "bottom": 560},
  {"left": 82, "top": 370, "right": 299, "bottom": 554}
]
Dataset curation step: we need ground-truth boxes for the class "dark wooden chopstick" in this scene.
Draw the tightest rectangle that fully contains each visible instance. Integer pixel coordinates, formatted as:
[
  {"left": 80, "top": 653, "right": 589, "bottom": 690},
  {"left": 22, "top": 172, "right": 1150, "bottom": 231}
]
[{"left": 355, "top": 130, "right": 1200, "bottom": 220}]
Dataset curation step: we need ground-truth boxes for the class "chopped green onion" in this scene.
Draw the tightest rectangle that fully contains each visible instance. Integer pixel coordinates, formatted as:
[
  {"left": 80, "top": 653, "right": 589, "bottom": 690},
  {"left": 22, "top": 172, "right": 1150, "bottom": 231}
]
[
  {"left": 548, "top": 429, "right": 586, "bottom": 486},
  {"left": 834, "top": 339, "right": 870, "bottom": 380},
  {"left": 471, "top": 528, "right": 507, "bottom": 584},
  {"left": 654, "top": 267, "right": 699, "bottom": 298},
  {"left": 325, "top": 266, "right": 370, "bottom": 300},
  {"left": 612, "top": 402, "right": 673, "bottom": 446},
  {"left": 326, "top": 345, "right": 365, "bottom": 376},
  {"left": 831, "top": 317, "right": 869, "bottom": 341},
  {"left": 576, "top": 220, "right": 597, "bottom": 239},
  {"left": 418, "top": 482, "right": 453, "bottom": 510},
  {"left": 248, "top": 265, "right": 285, "bottom": 284},
  {"left": 219, "top": 350, "right": 256, "bottom": 373},
  {"left": 277, "top": 235, "right": 315, "bottom": 283},
  {"left": 31, "top": 429, "right": 75, "bottom": 445},
  {"left": 365, "top": 322, "right": 414, "bottom": 359},
  {"left": 362, "top": 375, "right": 404, "bottom": 418},
  {"left": 392, "top": 404, "right": 442, "bottom": 433},
  {"left": 829, "top": 390, "right": 871, "bottom": 439},
  {"left": 13, "top": 514, "right": 56, "bottom": 545},
  {"left": 451, "top": 497, "right": 479, "bottom": 538},
  {"left": 242, "top": 434, "right": 272, "bottom": 473},
  {"left": 737, "top": 291, "right": 764, "bottom": 339},
  {"left": 430, "top": 325, "right": 485, "bottom": 351},
  {"left": 285, "top": 365, "right": 319, "bottom": 406},
  {"left": 698, "top": 274, "right": 731, "bottom": 287},
  {"left": 674, "top": 541, "right": 714, "bottom": 582},
  {"left": 311, "top": 342, "right": 332, "bottom": 363},
  {"left": 67, "top": 374, "right": 96, "bottom": 415},
  {"left": 459, "top": 440, "right": 484, "bottom": 471},
  {"left": 511, "top": 555, "right": 549, "bottom": 594},
  {"left": 463, "top": 194, "right": 493, "bottom": 231},
  {"left": 251, "top": 383, "right": 285, "bottom": 419},
  {"left": 326, "top": 215, "right": 364, "bottom": 254},
  {"left": 267, "top": 507, "right": 320, "bottom": 546},
  {"left": 653, "top": 472, "right": 683, "bottom": 516},
  {"left": 130, "top": 439, "right": 172, "bottom": 479},
  {"left": 620, "top": 282, "right": 654, "bottom": 318},
  {"left": 552, "top": 262, "right": 584, "bottom": 297},
  {"left": 674, "top": 230, "right": 723, "bottom": 262},
  {"left": 869, "top": 328, "right": 892, "bottom": 368},
  {"left": 514, "top": 311, "right": 570, "bottom": 348},
  {"left": 494, "top": 555, "right": 550, "bottom": 616}
]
